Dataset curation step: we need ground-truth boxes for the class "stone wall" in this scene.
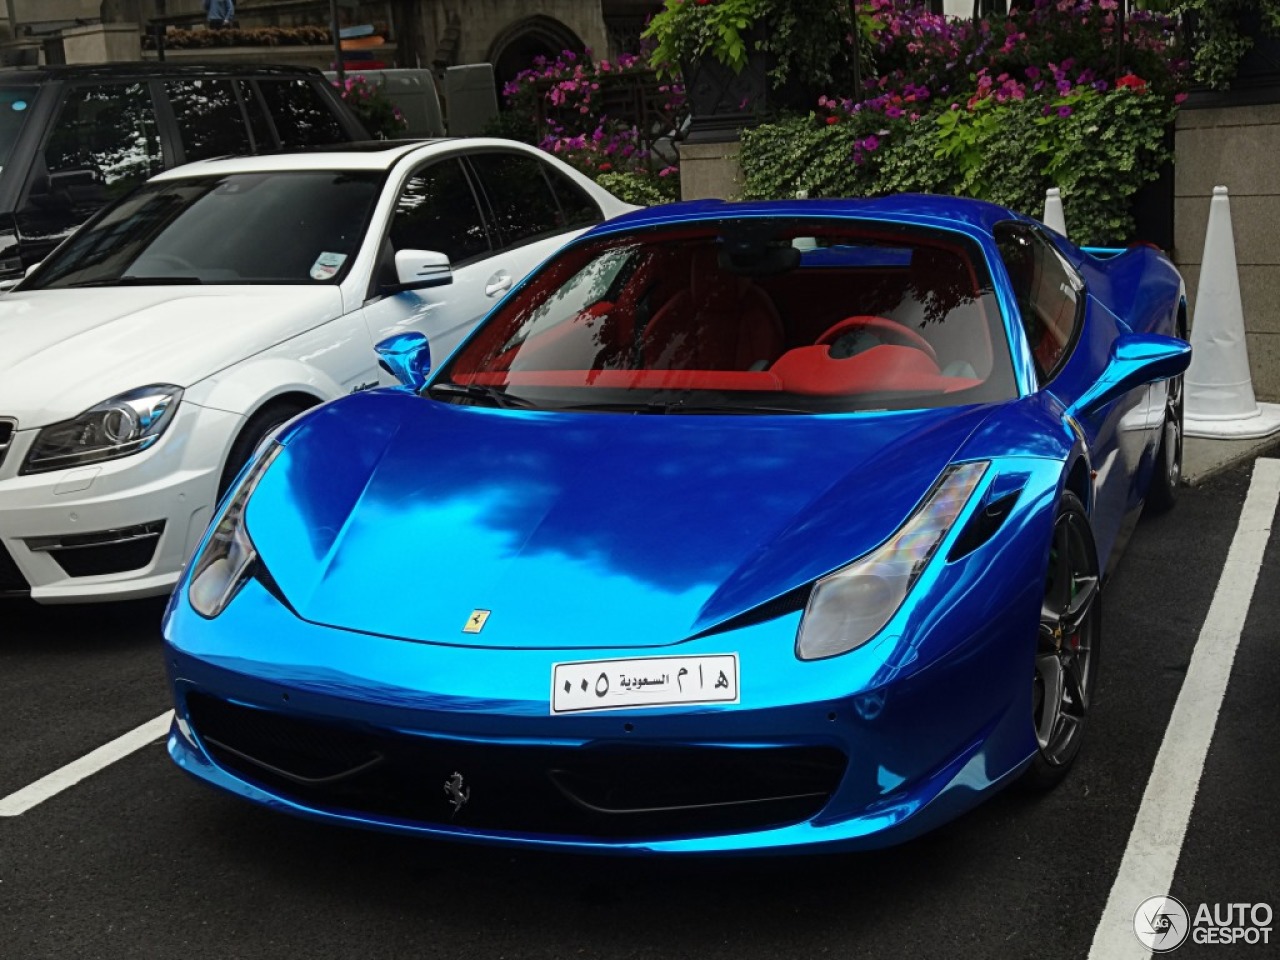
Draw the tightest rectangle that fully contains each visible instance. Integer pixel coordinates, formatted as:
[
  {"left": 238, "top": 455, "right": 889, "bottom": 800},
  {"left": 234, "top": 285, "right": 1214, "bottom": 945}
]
[
  {"left": 420, "top": 0, "right": 607, "bottom": 68},
  {"left": 1176, "top": 104, "right": 1280, "bottom": 402}
]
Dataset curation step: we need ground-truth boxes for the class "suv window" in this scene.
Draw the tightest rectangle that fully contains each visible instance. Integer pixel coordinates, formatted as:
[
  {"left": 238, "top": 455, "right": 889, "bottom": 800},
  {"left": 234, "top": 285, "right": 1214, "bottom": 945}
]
[
  {"left": 995, "top": 223, "right": 1082, "bottom": 382},
  {"left": 236, "top": 80, "right": 274, "bottom": 149},
  {"left": 42, "top": 81, "right": 163, "bottom": 200},
  {"left": 389, "top": 158, "right": 490, "bottom": 265},
  {"left": 255, "top": 78, "right": 346, "bottom": 148},
  {"left": 468, "top": 151, "right": 566, "bottom": 249},
  {"left": 166, "top": 78, "right": 252, "bottom": 161}
]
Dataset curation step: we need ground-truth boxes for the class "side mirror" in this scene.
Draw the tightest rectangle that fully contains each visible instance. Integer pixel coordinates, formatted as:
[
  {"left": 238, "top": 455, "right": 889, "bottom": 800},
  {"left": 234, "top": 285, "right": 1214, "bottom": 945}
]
[
  {"left": 374, "top": 332, "right": 431, "bottom": 390},
  {"left": 1071, "top": 333, "right": 1191, "bottom": 418},
  {"left": 385, "top": 249, "right": 452, "bottom": 294}
]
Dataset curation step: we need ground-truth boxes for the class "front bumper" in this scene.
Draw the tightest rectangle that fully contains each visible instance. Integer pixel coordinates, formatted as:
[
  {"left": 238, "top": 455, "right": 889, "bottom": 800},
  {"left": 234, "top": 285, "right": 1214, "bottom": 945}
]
[
  {"left": 164, "top": 565, "right": 1043, "bottom": 854},
  {"left": 0, "top": 402, "right": 243, "bottom": 603}
]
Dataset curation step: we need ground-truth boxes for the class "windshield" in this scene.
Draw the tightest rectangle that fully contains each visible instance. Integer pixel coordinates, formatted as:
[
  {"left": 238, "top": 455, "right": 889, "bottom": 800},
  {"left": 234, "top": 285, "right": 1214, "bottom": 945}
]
[
  {"left": 437, "top": 219, "right": 1017, "bottom": 414},
  {"left": 25, "top": 171, "right": 384, "bottom": 288},
  {"left": 0, "top": 85, "right": 37, "bottom": 174}
]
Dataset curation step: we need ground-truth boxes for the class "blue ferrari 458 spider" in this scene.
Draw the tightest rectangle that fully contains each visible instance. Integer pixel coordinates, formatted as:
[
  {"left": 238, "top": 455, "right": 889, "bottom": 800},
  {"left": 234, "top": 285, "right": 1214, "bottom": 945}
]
[{"left": 163, "top": 196, "right": 1190, "bottom": 854}]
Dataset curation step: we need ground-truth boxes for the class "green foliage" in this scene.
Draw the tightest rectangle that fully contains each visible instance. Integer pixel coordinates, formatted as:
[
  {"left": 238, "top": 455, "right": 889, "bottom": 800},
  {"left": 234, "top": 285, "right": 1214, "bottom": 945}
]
[
  {"left": 595, "top": 170, "right": 682, "bottom": 206},
  {"left": 644, "top": 0, "right": 767, "bottom": 75},
  {"left": 643, "top": 0, "right": 859, "bottom": 90},
  {"left": 741, "top": 88, "right": 1174, "bottom": 246},
  {"left": 1171, "top": 0, "right": 1280, "bottom": 90}
]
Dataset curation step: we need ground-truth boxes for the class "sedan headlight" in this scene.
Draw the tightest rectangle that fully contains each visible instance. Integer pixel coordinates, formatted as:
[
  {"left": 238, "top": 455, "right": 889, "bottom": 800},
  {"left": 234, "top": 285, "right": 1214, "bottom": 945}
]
[
  {"left": 21, "top": 384, "right": 183, "bottom": 475},
  {"left": 188, "top": 443, "right": 283, "bottom": 618},
  {"left": 795, "top": 461, "right": 988, "bottom": 661}
]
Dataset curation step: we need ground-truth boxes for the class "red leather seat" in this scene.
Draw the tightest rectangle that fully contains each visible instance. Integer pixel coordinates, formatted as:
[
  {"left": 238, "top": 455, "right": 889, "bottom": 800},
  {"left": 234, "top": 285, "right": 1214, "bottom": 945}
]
[{"left": 641, "top": 248, "right": 783, "bottom": 370}]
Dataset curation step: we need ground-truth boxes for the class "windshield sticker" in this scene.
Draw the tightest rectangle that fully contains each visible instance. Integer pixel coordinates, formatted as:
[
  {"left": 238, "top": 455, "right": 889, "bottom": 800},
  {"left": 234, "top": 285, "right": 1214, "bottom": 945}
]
[{"left": 310, "top": 251, "right": 347, "bottom": 281}]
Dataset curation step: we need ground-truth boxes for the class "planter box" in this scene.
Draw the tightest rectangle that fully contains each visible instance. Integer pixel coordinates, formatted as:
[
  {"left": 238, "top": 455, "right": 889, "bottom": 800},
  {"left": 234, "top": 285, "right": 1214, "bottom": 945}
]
[
  {"left": 143, "top": 45, "right": 396, "bottom": 72},
  {"left": 680, "top": 52, "right": 769, "bottom": 144}
]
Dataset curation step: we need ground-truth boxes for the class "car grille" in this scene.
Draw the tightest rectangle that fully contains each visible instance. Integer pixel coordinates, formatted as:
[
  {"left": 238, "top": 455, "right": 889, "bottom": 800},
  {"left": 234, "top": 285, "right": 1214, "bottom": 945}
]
[
  {"left": 0, "top": 418, "right": 14, "bottom": 471},
  {"left": 0, "top": 540, "right": 29, "bottom": 594},
  {"left": 186, "top": 693, "right": 847, "bottom": 841}
]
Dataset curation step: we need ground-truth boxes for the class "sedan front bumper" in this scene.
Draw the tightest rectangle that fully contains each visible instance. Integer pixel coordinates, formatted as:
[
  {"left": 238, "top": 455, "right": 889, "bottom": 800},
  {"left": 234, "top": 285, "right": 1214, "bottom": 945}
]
[{"left": 0, "top": 402, "right": 243, "bottom": 603}]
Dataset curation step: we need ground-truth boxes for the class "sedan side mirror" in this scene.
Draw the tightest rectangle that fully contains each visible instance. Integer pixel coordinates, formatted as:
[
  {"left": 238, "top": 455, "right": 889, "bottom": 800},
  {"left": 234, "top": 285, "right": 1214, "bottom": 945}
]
[
  {"left": 1070, "top": 333, "right": 1191, "bottom": 418},
  {"left": 385, "top": 249, "right": 453, "bottom": 294},
  {"left": 375, "top": 332, "right": 431, "bottom": 390}
]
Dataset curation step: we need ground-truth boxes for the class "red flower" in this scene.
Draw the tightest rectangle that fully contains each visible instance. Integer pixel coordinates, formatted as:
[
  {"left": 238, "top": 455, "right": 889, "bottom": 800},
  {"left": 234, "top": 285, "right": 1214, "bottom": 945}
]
[
  {"left": 825, "top": 115, "right": 839, "bottom": 125},
  {"left": 1116, "top": 73, "right": 1147, "bottom": 93},
  {"left": 598, "top": 162, "right": 613, "bottom": 172}
]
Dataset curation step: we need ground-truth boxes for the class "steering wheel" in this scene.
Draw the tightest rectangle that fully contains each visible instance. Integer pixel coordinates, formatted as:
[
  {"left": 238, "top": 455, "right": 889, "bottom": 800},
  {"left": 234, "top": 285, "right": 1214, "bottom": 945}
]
[{"left": 816, "top": 315, "right": 938, "bottom": 362}]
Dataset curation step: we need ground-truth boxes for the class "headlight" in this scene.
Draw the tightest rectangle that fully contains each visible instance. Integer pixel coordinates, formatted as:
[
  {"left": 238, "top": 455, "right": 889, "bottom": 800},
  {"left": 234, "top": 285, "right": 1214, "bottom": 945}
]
[
  {"left": 188, "top": 443, "right": 283, "bottom": 619},
  {"left": 795, "top": 461, "right": 988, "bottom": 661},
  {"left": 21, "top": 384, "right": 183, "bottom": 475}
]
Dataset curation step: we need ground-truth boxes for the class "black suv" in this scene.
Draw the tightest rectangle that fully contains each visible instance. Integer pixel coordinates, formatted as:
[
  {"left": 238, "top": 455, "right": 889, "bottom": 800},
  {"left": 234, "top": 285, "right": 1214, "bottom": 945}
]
[{"left": 0, "top": 62, "right": 367, "bottom": 283}]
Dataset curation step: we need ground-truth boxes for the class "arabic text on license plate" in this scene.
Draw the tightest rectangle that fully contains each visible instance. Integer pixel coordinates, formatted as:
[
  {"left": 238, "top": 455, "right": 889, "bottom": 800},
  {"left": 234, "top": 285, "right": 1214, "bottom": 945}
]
[{"left": 550, "top": 654, "right": 739, "bottom": 715}]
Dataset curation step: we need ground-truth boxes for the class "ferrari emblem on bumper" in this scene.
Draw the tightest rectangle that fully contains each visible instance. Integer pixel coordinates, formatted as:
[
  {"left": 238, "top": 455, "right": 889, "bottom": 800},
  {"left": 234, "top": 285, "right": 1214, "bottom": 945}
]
[
  {"left": 463, "top": 609, "right": 491, "bottom": 633},
  {"left": 443, "top": 772, "right": 470, "bottom": 814}
]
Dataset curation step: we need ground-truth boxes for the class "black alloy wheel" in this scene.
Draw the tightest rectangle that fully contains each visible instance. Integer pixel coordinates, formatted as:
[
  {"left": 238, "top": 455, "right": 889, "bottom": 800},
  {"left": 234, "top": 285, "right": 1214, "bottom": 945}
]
[{"left": 1022, "top": 491, "right": 1101, "bottom": 790}]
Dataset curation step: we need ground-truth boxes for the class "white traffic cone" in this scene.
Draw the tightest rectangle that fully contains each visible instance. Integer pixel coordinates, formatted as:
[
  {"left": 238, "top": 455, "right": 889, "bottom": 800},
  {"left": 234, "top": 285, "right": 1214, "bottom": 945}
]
[
  {"left": 1185, "top": 186, "right": 1280, "bottom": 439},
  {"left": 1042, "top": 187, "right": 1067, "bottom": 237}
]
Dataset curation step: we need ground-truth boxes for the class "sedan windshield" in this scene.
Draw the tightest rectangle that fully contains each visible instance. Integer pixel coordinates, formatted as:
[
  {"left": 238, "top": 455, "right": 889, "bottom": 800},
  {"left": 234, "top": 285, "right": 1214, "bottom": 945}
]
[
  {"left": 438, "top": 218, "right": 1017, "bottom": 414},
  {"left": 25, "top": 171, "right": 384, "bottom": 288}
]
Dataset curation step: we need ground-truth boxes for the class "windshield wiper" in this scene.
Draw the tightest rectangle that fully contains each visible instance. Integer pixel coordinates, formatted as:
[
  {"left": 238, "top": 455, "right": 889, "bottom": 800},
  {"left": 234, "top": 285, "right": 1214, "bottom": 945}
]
[
  {"left": 426, "top": 381, "right": 535, "bottom": 409},
  {"left": 637, "top": 392, "right": 806, "bottom": 415},
  {"left": 67, "top": 275, "right": 203, "bottom": 287}
]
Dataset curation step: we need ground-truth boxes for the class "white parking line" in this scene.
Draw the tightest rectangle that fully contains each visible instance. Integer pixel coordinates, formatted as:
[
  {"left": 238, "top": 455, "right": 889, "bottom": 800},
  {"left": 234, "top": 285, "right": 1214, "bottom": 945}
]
[
  {"left": 1089, "top": 457, "right": 1280, "bottom": 959},
  {"left": 0, "top": 711, "right": 173, "bottom": 817}
]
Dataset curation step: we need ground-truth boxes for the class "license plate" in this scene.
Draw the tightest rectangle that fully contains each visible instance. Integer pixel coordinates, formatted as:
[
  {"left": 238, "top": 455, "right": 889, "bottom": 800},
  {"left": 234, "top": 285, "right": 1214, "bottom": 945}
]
[{"left": 551, "top": 654, "right": 739, "bottom": 715}]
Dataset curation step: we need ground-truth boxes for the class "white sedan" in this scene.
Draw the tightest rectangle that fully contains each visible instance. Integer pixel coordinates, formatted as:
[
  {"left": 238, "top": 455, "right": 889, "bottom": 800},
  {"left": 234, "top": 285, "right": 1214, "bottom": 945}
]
[{"left": 0, "top": 139, "right": 634, "bottom": 603}]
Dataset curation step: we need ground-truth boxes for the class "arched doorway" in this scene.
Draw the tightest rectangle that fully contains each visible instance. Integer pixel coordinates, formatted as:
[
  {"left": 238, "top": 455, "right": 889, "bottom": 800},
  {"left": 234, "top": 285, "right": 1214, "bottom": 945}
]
[{"left": 489, "top": 16, "right": 586, "bottom": 94}]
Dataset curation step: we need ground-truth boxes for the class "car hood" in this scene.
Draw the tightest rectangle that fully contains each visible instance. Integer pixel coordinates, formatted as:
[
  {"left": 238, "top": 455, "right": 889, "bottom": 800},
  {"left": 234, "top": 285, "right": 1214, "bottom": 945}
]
[
  {"left": 0, "top": 286, "right": 344, "bottom": 428},
  {"left": 246, "top": 393, "right": 998, "bottom": 649}
]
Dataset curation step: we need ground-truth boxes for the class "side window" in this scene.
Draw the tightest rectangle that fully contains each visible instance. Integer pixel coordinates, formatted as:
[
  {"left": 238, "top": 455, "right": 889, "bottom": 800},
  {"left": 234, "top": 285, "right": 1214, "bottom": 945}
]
[
  {"left": 256, "top": 78, "right": 345, "bottom": 148},
  {"left": 389, "top": 158, "right": 490, "bottom": 265},
  {"left": 41, "top": 82, "right": 163, "bottom": 199},
  {"left": 237, "top": 80, "right": 275, "bottom": 150},
  {"left": 995, "top": 223, "right": 1082, "bottom": 382},
  {"left": 467, "top": 151, "right": 565, "bottom": 249},
  {"left": 545, "top": 166, "right": 603, "bottom": 230},
  {"left": 165, "top": 78, "right": 252, "bottom": 161}
]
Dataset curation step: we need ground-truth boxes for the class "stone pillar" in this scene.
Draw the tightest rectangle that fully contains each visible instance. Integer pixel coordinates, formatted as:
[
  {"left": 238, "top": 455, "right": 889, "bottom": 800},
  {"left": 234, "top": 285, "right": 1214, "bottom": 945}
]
[
  {"left": 62, "top": 21, "right": 141, "bottom": 63},
  {"left": 676, "top": 139, "right": 742, "bottom": 201},
  {"left": 1176, "top": 103, "right": 1280, "bottom": 402}
]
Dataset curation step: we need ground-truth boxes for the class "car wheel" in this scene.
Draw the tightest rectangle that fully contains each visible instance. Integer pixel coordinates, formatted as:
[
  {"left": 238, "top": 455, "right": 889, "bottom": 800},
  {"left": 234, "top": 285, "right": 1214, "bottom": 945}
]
[
  {"left": 1021, "top": 491, "right": 1101, "bottom": 791},
  {"left": 216, "top": 400, "right": 312, "bottom": 501},
  {"left": 1145, "top": 368, "right": 1184, "bottom": 514}
]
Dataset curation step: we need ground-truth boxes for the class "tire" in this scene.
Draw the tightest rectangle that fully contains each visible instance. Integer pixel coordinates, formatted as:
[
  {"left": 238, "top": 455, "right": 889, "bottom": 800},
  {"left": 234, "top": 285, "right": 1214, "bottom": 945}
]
[
  {"left": 216, "top": 400, "right": 312, "bottom": 501},
  {"left": 1020, "top": 490, "right": 1102, "bottom": 791},
  {"left": 1145, "top": 369, "right": 1183, "bottom": 514}
]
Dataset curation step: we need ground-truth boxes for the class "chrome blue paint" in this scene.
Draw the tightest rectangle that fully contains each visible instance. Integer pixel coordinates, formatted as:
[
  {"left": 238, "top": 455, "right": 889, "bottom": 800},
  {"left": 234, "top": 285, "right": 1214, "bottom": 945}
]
[
  {"left": 1070, "top": 333, "right": 1191, "bottom": 418},
  {"left": 164, "top": 196, "right": 1190, "bottom": 854},
  {"left": 374, "top": 332, "right": 431, "bottom": 390}
]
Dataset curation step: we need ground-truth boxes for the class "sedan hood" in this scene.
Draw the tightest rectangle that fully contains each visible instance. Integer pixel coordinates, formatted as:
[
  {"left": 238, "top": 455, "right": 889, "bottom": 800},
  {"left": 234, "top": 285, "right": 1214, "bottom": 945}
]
[
  {"left": 247, "top": 393, "right": 997, "bottom": 649},
  {"left": 0, "top": 286, "right": 344, "bottom": 428}
]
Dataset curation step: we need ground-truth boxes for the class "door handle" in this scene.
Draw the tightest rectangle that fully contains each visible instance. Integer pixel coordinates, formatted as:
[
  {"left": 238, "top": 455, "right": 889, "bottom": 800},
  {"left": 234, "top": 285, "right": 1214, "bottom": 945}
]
[{"left": 485, "top": 272, "right": 512, "bottom": 297}]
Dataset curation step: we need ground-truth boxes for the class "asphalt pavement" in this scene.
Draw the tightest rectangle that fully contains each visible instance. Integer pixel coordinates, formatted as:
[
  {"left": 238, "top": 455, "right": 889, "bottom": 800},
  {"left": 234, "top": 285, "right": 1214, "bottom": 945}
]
[{"left": 1, "top": 458, "right": 1276, "bottom": 960}]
